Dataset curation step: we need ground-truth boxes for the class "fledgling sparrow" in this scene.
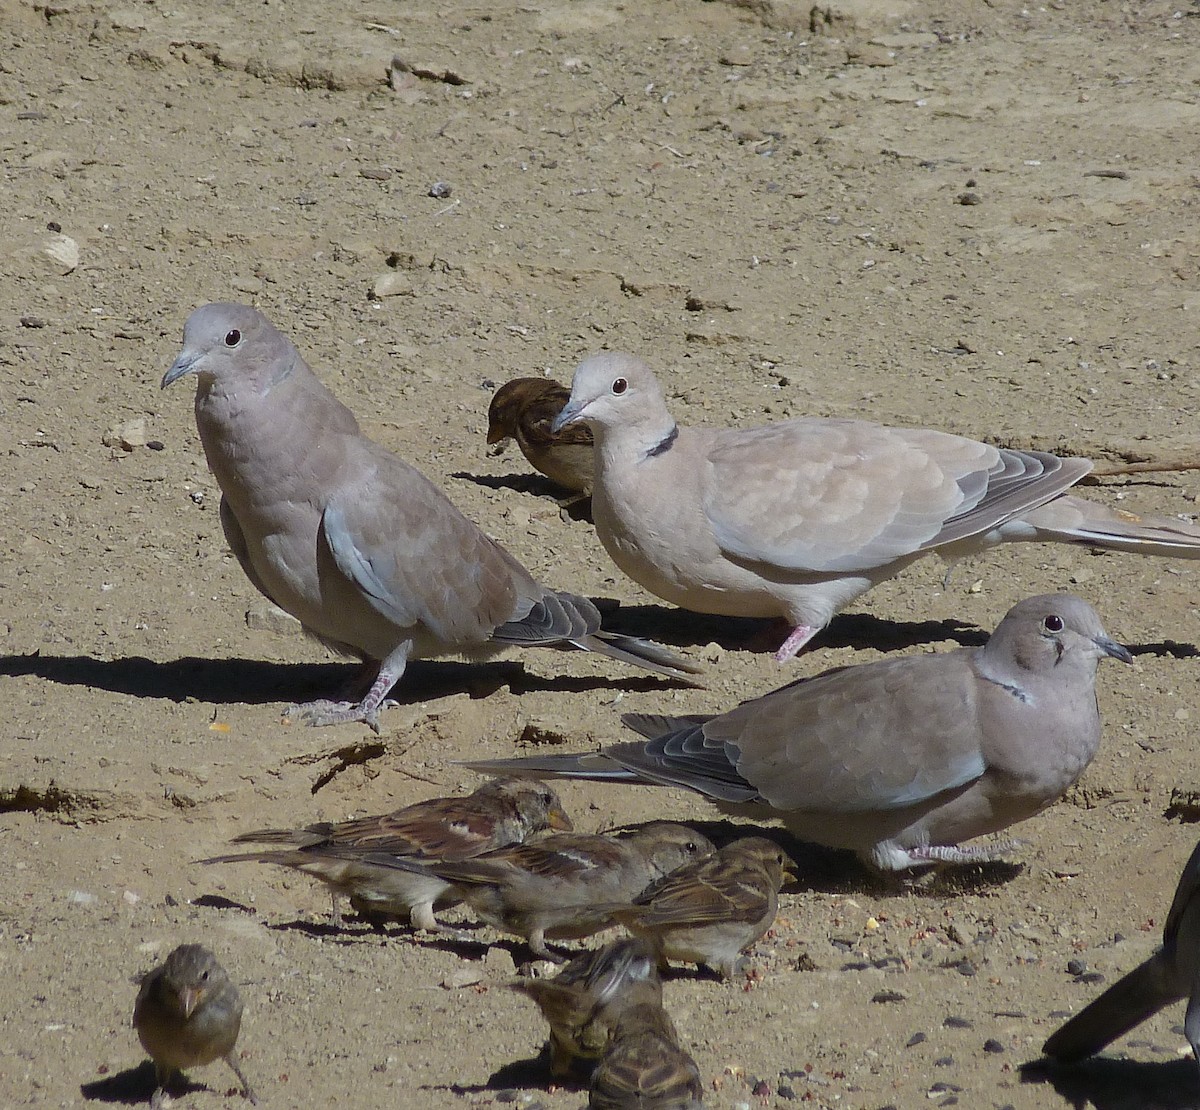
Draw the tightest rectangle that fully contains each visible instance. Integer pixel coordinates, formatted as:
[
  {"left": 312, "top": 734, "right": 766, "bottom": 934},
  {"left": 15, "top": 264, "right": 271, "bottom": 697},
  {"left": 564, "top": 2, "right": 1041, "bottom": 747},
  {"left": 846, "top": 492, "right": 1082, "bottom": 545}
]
[
  {"left": 132, "top": 944, "right": 257, "bottom": 1107},
  {"left": 373, "top": 822, "right": 714, "bottom": 960},
  {"left": 199, "top": 778, "right": 572, "bottom": 931},
  {"left": 589, "top": 1000, "right": 704, "bottom": 1109},
  {"left": 487, "top": 377, "right": 594, "bottom": 493},
  {"left": 609, "top": 836, "right": 794, "bottom": 979},
  {"left": 513, "top": 937, "right": 663, "bottom": 1079}
]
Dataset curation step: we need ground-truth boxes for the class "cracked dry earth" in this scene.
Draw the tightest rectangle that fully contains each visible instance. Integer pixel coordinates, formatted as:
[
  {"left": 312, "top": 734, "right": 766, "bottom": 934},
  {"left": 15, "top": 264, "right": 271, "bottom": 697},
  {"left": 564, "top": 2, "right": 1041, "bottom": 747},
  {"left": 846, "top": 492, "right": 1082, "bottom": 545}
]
[{"left": 3, "top": 0, "right": 1200, "bottom": 1107}]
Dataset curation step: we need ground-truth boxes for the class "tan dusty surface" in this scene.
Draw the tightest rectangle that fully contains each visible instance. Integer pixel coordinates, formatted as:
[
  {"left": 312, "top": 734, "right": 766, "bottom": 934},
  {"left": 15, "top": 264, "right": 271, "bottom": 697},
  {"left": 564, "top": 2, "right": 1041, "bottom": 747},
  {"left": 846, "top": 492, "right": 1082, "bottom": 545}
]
[{"left": 3, "top": 0, "right": 1200, "bottom": 1106}]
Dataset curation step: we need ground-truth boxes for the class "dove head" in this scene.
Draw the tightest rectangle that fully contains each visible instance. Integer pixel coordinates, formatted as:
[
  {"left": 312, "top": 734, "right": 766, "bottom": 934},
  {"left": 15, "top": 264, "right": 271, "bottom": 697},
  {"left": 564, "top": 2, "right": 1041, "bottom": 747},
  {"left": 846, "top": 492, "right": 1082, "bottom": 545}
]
[
  {"left": 553, "top": 353, "right": 674, "bottom": 445},
  {"left": 981, "top": 593, "right": 1132, "bottom": 683},
  {"left": 162, "top": 303, "right": 297, "bottom": 393}
]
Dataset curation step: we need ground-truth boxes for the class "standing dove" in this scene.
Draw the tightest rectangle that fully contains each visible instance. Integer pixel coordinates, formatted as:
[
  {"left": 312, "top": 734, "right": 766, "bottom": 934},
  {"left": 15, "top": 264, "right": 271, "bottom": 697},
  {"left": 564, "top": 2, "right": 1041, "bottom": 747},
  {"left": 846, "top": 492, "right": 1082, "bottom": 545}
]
[
  {"left": 487, "top": 377, "right": 594, "bottom": 494},
  {"left": 1042, "top": 837, "right": 1200, "bottom": 1070},
  {"left": 467, "top": 594, "right": 1132, "bottom": 870},
  {"left": 199, "top": 778, "right": 571, "bottom": 931},
  {"left": 553, "top": 352, "right": 1200, "bottom": 659},
  {"left": 161, "top": 305, "right": 699, "bottom": 729},
  {"left": 133, "top": 944, "right": 256, "bottom": 1107}
]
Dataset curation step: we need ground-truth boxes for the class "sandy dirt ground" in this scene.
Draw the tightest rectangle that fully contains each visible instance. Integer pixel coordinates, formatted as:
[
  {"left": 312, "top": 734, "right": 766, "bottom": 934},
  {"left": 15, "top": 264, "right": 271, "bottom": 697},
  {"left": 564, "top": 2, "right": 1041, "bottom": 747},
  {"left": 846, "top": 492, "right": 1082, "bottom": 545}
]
[{"left": 4, "top": 0, "right": 1200, "bottom": 1107}]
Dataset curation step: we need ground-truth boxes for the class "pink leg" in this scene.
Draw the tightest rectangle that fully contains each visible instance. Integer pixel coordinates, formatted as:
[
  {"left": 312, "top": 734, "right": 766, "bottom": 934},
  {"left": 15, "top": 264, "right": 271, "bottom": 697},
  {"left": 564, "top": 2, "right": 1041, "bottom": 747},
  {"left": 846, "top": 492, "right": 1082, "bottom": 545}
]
[
  {"left": 285, "top": 643, "right": 410, "bottom": 732},
  {"left": 774, "top": 624, "right": 816, "bottom": 663}
]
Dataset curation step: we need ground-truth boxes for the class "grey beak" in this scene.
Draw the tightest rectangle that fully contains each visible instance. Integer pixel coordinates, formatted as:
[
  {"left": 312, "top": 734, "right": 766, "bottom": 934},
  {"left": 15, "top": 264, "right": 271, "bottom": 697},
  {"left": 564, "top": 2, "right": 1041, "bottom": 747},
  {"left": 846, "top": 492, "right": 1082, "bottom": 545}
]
[
  {"left": 161, "top": 351, "right": 199, "bottom": 389},
  {"left": 550, "top": 399, "right": 585, "bottom": 435},
  {"left": 1097, "top": 636, "right": 1133, "bottom": 664}
]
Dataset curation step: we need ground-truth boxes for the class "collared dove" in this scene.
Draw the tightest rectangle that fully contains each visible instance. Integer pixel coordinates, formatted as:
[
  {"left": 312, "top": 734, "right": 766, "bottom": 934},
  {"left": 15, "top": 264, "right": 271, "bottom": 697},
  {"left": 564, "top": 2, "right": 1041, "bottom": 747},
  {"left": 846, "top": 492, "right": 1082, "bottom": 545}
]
[
  {"left": 605, "top": 836, "right": 794, "bottom": 979},
  {"left": 198, "top": 778, "right": 572, "bottom": 931},
  {"left": 552, "top": 352, "right": 1200, "bottom": 660},
  {"left": 467, "top": 594, "right": 1132, "bottom": 870},
  {"left": 487, "top": 377, "right": 594, "bottom": 494},
  {"left": 1042, "top": 837, "right": 1200, "bottom": 1070},
  {"left": 161, "top": 305, "right": 700, "bottom": 729}
]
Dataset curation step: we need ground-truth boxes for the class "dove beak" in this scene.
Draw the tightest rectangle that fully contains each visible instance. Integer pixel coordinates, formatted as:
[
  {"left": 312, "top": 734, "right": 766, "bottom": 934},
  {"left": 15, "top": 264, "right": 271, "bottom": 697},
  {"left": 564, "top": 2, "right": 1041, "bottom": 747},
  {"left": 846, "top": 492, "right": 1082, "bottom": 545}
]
[
  {"left": 1097, "top": 636, "right": 1133, "bottom": 665},
  {"left": 550, "top": 398, "right": 585, "bottom": 434},
  {"left": 161, "top": 351, "right": 200, "bottom": 389}
]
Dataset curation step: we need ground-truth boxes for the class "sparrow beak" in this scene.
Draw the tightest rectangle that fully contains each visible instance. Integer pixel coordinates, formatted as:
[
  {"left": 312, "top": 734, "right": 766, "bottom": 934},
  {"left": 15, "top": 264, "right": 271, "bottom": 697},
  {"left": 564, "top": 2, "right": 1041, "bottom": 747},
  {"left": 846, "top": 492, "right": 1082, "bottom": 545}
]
[{"left": 548, "top": 804, "right": 574, "bottom": 832}]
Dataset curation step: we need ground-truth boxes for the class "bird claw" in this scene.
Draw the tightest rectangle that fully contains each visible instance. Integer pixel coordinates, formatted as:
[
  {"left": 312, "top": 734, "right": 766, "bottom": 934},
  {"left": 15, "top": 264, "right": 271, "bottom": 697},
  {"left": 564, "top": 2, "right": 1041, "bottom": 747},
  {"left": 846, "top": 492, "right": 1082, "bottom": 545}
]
[
  {"left": 907, "top": 839, "right": 1026, "bottom": 865},
  {"left": 283, "top": 699, "right": 382, "bottom": 732}
]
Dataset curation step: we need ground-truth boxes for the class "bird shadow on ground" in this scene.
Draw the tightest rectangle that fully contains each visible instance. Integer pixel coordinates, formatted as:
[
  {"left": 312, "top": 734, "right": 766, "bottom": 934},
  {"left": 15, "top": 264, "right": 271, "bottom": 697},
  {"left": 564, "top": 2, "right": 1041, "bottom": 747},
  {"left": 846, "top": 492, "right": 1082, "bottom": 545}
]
[
  {"left": 80, "top": 1060, "right": 206, "bottom": 1105},
  {"left": 0, "top": 652, "right": 691, "bottom": 709},
  {"left": 452, "top": 470, "right": 593, "bottom": 519},
  {"left": 605, "top": 818, "right": 1027, "bottom": 898},
  {"left": 1019, "top": 1054, "right": 1200, "bottom": 1109},
  {"left": 591, "top": 604, "right": 1198, "bottom": 660},
  {"left": 594, "top": 604, "right": 991, "bottom": 656}
]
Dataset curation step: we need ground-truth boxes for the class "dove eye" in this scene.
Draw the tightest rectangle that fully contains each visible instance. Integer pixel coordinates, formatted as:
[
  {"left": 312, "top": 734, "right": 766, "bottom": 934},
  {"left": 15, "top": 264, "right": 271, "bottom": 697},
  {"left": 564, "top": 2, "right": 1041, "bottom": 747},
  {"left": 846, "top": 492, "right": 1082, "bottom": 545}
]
[
  {"left": 1042, "top": 615, "right": 1064, "bottom": 633},
  {"left": 224, "top": 329, "right": 242, "bottom": 347},
  {"left": 611, "top": 378, "right": 628, "bottom": 395}
]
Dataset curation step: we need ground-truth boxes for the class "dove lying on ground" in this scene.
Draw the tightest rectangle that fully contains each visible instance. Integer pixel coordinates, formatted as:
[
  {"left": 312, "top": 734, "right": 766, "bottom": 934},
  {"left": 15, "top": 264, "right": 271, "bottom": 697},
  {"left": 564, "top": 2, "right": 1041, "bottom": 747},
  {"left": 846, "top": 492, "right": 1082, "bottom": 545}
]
[
  {"left": 198, "top": 779, "right": 571, "bottom": 931},
  {"left": 487, "top": 377, "right": 594, "bottom": 494},
  {"left": 1042, "top": 837, "right": 1200, "bottom": 1070},
  {"left": 133, "top": 944, "right": 257, "bottom": 1107},
  {"left": 513, "top": 937, "right": 664, "bottom": 1079},
  {"left": 161, "top": 307, "right": 700, "bottom": 730},
  {"left": 605, "top": 837, "right": 793, "bottom": 979},
  {"left": 467, "top": 594, "right": 1131, "bottom": 871},
  {"left": 358, "top": 823, "right": 714, "bottom": 960},
  {"left": 553, "top": 352, "right": 1200, "bottom": 660},
  {"left": 589, "top": 1000, "right": 705, "bottom": 1110}
]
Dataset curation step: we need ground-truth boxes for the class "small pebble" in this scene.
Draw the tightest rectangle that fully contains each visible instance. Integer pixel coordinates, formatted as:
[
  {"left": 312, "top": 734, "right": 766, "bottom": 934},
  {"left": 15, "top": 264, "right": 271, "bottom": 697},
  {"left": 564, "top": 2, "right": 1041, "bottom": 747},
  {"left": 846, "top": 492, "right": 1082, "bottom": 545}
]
[
  {"left": 872, "top": 989, "right": 906, "bottom": 1004},
  {"left": 983, "top": 1039, "right": 1005, "bottom": 1053},
  {"left": 944, "top": 1016, "right": 973, "bottom": 1029},
  {"left": 906, "top": 1032, "right": 928, "bottom": 1047},
  {"left": 429, "top": 181, "right": 452, "bottom": 198}
]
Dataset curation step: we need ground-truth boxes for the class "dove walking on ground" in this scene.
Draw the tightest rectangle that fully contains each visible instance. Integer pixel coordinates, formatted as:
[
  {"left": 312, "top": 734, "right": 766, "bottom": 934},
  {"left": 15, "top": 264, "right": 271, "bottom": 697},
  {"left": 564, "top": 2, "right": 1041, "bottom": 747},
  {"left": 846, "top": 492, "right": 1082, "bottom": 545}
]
[
  {"left": 606, "top": 837, "right": 794, "bottom": 979},
  {"left": 468, "top": 595, "right": 1131, "bottom": 870},
  {"left": 589, "top": 1001, "right": 705, "bottom": 1110},
  {"left": 361, "top": 823, "right": 714, "bottom": 960},
  {"left": 487, "top": 377, "right": 594, "bottom": 493},
  {"left": 161, "top": 307, "right": 699, "bottom": 730},
  {"left": 513, "top": 937, "right": 664, "bottom": 1078},
  {"left": 553, "top": 352, "right": 1200, "bottom": 660},
  {"left": 199, "top": 778, "right": 571, "bottom": 930},
  {"left": 1043, "top": 837, "right": 1200, "bottom": 1070},
  {"left": 132, "top": 944, "right": 256, "bottom": 1107}
]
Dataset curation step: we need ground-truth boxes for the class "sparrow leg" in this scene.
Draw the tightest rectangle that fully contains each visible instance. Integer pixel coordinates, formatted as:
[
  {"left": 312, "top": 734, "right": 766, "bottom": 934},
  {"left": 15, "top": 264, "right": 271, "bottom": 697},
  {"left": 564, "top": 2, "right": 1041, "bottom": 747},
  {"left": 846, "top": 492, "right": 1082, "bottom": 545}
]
[{"left": 222, "top": 1053, "right": 258, "bottom": 1105}]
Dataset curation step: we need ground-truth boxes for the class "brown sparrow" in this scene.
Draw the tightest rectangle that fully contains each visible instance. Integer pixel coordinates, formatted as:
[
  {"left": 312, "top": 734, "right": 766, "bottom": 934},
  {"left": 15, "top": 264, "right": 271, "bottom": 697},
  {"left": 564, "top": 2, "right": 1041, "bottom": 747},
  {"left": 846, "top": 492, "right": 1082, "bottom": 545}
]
[
  {"left": 610, "top": 836, "right": 794, "bottom": 979},
  {"left": 589, "top": 1000, "right": 704, "bottom": 1109},
  {"left": 487, "top": 377, "right": 594, "bottom": 493},
  {"left": 132, "top": 944, "right": 257, "bottom": 1107},
  {"left": 513, "top": 937, "right": 663, "bottom": 1079},
  {"left": 385, "top": 822, "right": 714, "bottom": 960},
  {"left": 199, "top": 778, "right": 571, "bottom": 931}
]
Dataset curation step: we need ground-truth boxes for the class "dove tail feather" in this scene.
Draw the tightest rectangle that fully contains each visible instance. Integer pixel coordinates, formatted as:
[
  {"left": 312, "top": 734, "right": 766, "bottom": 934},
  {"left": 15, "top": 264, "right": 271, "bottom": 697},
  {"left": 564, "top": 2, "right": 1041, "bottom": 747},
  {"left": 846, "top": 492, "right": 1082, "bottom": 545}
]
[
  {"left": 462, "top": 753, "right": 648, "bottom": 783},
  {"left": 572, "top": 631, "right": 705, "bottom": 684},
  {"left": 1042, "top": 956, "right": 1182, "bottom": 1062},
  {"left": 1019, "top": 495, "right": 1200, "bottom": 558}
]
